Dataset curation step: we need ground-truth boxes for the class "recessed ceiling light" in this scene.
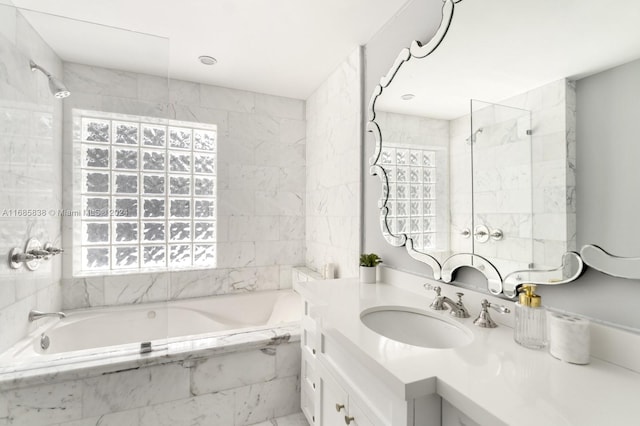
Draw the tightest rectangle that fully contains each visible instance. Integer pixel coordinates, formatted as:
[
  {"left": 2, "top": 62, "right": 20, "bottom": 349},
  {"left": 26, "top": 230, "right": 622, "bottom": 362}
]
[
  {"left": 198, "top": 55, "right": 218, "bottom": 66},
  {"left": 401, "top": 93, "right": 415, "bottom": 101}
]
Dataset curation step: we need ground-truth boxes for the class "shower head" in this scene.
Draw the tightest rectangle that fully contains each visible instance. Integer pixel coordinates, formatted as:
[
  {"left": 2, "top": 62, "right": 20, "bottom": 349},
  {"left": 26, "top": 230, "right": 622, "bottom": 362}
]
[
  {"left": 465, "top": 128, "right": 483, "bottom": 144},
  {"left": 29, "top": 60, "right": 70, "bottom": 99}
]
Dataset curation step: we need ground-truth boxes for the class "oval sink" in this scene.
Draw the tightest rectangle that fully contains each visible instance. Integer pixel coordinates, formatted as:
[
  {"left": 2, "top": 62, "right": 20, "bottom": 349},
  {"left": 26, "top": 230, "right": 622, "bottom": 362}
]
[{"left": 360, "top": 306, "right": 473, "bottom": 349}]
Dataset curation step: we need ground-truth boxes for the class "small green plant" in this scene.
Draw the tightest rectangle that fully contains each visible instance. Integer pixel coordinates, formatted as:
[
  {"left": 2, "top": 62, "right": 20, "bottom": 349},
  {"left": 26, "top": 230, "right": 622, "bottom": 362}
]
[{"left": 360, "top": 253, "right": 382, "bottom": 267}]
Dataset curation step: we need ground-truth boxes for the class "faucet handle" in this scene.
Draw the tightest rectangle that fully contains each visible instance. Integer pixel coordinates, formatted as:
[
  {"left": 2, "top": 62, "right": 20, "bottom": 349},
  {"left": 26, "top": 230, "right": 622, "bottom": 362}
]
[
  {"left": 489, "top": 302, "right": 510, "bottom": 314},
  {"left": 28, "top": 249, "right": 51, "bottom": 258},
  {"left": 424, "top": 284, "right": 446, "bottom": 310},
  {"left": 473, "top": 299, "right": 510, "bottom": 328},
  {"left": 423, "top": 283, "right": 441, "bottom": 296},
  {"left": 44, "top": 243, "right": 64, "bottom": 255}
]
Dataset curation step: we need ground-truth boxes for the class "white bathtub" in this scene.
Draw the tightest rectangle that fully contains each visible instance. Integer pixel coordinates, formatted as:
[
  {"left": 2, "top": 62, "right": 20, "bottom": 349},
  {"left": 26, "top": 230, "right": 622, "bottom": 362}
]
[{"left": 0, "top": 289, "right": 301, "bottom": 373}]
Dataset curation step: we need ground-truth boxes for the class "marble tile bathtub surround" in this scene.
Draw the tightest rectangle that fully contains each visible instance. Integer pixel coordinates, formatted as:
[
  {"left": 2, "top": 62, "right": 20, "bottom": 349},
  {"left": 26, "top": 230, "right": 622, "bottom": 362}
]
[
  {"left": 0, "top": 342, "right": 302, "bottom": 426},
  {"left": 0, "top": 5, "right": 64, "bottom": 354},
  {"left": 305, "top": 47, "right": 362, "bottom": 278},
  {"left": 60, "top": 62, "right": 306, "bottom": 309}
]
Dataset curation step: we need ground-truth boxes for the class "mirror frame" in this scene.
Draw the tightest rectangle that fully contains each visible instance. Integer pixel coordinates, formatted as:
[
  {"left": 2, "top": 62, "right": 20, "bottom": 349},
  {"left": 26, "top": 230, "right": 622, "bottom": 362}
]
[
  {"left": 367, "top": 0, "right": 596, "bottom": 296},
  {"left": 366, "top": 0, "right": 461, "bottom": 281}
]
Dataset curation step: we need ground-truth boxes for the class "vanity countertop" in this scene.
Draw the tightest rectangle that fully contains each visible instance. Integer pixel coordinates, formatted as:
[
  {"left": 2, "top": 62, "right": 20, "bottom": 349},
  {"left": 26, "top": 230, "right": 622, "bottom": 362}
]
[{"left": 294, "top": 278, "right": 640, "bottom": 426}]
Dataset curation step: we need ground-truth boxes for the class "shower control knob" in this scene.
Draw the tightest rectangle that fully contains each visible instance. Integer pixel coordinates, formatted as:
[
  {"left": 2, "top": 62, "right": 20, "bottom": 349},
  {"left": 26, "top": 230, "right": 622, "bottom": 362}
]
[
  {"left": 474, "top": 225, "right": 490, "bottom": 243},
  {"left": 460, "top": 228, "right": 471, "bottom": 238},
  {"left": 490, "top": 229, "right": 504, "bottom": 241}
]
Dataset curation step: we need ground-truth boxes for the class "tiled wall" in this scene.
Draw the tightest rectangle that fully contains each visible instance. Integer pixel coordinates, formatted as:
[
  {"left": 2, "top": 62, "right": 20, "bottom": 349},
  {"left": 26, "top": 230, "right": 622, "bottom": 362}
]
[
  {"left": 493, "top": 79, "right": 576, "bottom": 270},
  {"left": 61, "top": 63, "right": 306, "bottom": 309},
  {"left": 0, "top": 342, "right": 301, "bottom": 426},
  {"left": 0, "top": 5, "right": 63, "bottom": 354},
  {"left": 305, "top": 48, "right": 362, "bottom": 278},
  {"left": 448, "top": 79, "right": 575, "bottom": 274}
]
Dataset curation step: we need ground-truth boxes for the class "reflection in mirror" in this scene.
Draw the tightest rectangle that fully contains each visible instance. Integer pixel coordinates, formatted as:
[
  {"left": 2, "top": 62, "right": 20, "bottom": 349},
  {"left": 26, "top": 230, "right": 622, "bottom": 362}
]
[
  {"left": 370, "top": 0, "right": 640, "bottom": 291},
  {"left": 376, "top": 112, "right": 451, "bottom": 259}
]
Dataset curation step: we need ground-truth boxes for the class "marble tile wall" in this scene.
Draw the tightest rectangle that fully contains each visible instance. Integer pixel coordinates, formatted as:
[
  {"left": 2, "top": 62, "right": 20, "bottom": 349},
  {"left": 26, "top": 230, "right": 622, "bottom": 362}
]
[
  {"left": 305, "top": 48, "right": 361, "bottom": 278},
  {"left": 0, "top": 5, "right": 63, "bottom": 354},
  {"left": 0, "top": 342, "right": 301, "bottom": 426},
  {"left": 60, "top": 62, "right": 306, "bottom": 309},
  {"left": 497, "top": 79, "right": 576, "bottom": 270},
  {"left": 449, "top": 79, "right": 575, "bottom": 273}
]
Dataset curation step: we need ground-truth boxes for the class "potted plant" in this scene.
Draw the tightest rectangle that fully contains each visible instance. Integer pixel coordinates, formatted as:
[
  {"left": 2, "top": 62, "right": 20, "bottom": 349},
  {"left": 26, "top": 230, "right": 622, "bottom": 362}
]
[{"left": 359, "top": 253, "right": 382, "bottom": 284}]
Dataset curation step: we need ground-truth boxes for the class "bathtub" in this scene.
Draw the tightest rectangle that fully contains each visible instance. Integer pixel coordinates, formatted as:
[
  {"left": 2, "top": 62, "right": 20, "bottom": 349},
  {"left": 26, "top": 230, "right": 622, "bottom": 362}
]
[{"left": 0, "top": 289, "right": 302, "bottom": 378}]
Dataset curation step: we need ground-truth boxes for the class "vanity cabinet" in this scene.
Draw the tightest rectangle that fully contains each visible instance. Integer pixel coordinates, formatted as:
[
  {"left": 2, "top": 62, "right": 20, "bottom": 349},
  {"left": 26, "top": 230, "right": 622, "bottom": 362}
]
[
  {"left": 300, "top": 299, "right": 321, "bottom": 424},
  {"left": 298, "top": 294, "right": 441, "bottom": 426},
  {"left": 441, "top": 400, "right": 481, "bottom": 426},
  {"left": 317, "top": 361, "right": 375, "bottom": 426},
  {"left": 294, "top": 267, "right": 325, "bottom": 424}
]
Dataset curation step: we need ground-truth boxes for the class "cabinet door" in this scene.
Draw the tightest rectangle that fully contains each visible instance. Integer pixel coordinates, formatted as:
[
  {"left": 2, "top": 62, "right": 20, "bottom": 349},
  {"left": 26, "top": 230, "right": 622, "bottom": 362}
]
[
  {"left": 442, "top": 399, "right": 480, "bottom": 426},
  {"left": 318, "top": 368, "right": 348, "bottom": 426},
  {"left": 346, "top": 398, "right": 375, "bottom": 426}
]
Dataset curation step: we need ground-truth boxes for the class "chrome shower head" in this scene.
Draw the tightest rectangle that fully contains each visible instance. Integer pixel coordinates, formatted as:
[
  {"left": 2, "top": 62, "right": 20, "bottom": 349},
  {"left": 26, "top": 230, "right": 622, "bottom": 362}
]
[{"left": 30, "top": 60, "right": 70, "bottom": 99}]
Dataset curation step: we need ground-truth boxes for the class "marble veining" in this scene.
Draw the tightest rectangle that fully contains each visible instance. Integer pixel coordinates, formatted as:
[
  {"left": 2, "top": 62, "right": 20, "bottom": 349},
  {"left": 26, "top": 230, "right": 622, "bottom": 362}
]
[
  {"left": 0, "top": 321, "right": 301, "bottom": 426},
  {"left": 305, "top": 47, "right": 361, "bottom": 278}
]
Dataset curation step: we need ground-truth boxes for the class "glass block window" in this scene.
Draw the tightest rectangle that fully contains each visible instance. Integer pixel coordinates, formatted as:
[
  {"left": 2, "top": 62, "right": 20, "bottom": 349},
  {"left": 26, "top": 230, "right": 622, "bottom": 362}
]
[
  {"left": 381, "top": 145, "right": 437, "bottom": 250},
  {"left": 76, "top": 111, "right": 217, "bottom": 273}
]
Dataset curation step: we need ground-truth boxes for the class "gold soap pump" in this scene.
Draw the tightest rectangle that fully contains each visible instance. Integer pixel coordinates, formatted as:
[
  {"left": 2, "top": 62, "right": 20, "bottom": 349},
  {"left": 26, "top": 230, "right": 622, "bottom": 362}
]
[{"left": 514, "top": 284, "right": 548, "bottom": 349}]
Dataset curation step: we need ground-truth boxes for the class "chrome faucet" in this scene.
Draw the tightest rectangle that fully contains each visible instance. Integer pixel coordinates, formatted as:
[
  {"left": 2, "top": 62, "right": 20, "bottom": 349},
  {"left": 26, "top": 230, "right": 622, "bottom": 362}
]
[
  {"left": 423, "top": 284, "right": 470, "bottom": 318},
  {"left": 28, "top": 310, "right": 66, "bottom": 322}
]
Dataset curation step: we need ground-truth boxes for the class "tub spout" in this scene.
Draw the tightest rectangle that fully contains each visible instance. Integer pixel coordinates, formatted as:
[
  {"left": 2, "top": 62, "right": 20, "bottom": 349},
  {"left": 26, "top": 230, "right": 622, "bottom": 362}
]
[{"left": 28, "top": 310, "right": 66, "bottom": 322}]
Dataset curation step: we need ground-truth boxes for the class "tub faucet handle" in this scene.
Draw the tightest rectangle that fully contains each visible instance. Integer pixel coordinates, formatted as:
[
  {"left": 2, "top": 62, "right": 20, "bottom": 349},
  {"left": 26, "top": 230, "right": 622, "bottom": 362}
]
[
  {"left": 44, "top": 243, "right": 64, "bottom": 255},
  {"left": 28, "top": 249, "right": 51, "bottom": 258}
]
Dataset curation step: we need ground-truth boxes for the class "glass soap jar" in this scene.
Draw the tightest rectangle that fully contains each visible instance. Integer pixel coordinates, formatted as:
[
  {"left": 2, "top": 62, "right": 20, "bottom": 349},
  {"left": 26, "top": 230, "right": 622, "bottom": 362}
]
[{"left": 514, "top": 284, "right": 548, "bottom": 349}]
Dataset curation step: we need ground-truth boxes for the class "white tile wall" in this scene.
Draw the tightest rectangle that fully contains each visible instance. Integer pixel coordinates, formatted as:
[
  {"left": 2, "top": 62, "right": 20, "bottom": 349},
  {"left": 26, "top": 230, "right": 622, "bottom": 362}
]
[
  {"left": 60, "top": 63, "right": 307, "bottom": 309},
  {"left": 0, "top": 5, "right": 64, "bottom": 354},
  {"left": 305, "top": 48, "right": 362, "bottom": 278},
  {"left": 448, "top": 79, "right": 575, "bottom": 274}
]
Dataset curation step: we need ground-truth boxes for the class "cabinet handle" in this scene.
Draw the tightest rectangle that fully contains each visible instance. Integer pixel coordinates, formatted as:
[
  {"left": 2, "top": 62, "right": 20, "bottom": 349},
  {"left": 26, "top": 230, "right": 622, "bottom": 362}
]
[
  {"left": 312, "top": 349, "right": 316, "bottom": 355},
  {"left": 312, "top": 382, "right": 316, "bottom": 389},
  {"left": 345, "top": 416, "right": 355, "bottom": 424},
  {"left": 335, "top": 403, "right": 345, "bottom": 412}
]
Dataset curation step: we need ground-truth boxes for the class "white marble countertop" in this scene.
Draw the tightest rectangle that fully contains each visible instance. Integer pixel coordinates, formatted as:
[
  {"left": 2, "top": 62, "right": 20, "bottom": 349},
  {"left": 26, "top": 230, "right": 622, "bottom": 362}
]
[{"left": 294, "top": 278, "right": 640, "bottom": 426}]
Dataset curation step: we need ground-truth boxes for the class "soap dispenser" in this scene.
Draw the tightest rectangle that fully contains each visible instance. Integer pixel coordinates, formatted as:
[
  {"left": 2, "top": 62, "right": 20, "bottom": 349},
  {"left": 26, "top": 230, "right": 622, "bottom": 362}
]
[{"left": 514, "top": 284, "right": 547, "bottom": 349}]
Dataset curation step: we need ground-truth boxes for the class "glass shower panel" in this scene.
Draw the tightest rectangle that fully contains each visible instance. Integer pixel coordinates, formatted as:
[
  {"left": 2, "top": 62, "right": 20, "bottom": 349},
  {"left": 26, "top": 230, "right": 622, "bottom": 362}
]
[
  {"left": 471, "top": 99, "right": 533, "bottom": 273},
  {"left": 0, "top": 5, "right": 172, "bottom": 372}
]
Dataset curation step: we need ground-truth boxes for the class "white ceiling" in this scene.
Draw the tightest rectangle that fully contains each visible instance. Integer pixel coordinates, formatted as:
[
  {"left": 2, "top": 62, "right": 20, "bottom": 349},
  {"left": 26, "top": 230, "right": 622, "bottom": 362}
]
[
  {"left": 12, "top": 0, "right": 412, "bottom": 100},
  {"left": 377, "top": 0, "right": 640, "bottom": 119}
]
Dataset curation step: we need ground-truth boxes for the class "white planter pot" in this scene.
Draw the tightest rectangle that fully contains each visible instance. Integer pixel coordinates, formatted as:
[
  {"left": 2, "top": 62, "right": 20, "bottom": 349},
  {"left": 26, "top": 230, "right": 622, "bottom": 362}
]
[{"left": 360, "top": 266, "right": 377, "bottom": 284}]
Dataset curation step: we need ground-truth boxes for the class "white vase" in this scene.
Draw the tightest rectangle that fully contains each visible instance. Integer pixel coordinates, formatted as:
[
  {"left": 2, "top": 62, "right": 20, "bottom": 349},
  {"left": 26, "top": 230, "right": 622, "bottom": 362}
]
[{"left": 360, "top": 266, "right": 377, "bottom": 284}]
